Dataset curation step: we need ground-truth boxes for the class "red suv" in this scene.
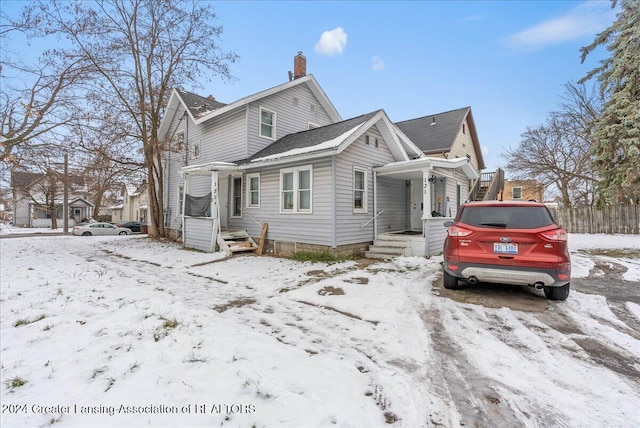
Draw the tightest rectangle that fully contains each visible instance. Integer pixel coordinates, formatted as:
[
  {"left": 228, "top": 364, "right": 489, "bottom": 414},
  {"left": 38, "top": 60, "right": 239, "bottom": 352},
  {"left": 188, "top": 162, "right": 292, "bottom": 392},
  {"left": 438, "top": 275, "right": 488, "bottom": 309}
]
[{"left": 443, "top": 201, "right": 571, "bottom": 300}]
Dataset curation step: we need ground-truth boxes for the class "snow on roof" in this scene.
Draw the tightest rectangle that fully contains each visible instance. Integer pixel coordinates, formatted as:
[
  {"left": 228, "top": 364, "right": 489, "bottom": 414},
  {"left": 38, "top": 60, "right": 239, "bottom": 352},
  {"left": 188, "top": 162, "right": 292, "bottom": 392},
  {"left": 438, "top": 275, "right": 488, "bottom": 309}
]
[{"left": 250, "top": 124, "right": 365, "bottom": 163}]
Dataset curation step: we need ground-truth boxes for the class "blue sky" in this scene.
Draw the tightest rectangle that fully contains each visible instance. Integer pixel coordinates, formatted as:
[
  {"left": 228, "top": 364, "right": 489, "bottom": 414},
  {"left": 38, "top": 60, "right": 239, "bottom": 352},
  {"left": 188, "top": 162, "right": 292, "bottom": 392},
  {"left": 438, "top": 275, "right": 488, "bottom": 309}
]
[
  {"left": 1, "top": 1, "right": 617, "bottom": 174},
  {"left": 204, "top": 0, "right": 617, "bottom": 173}
]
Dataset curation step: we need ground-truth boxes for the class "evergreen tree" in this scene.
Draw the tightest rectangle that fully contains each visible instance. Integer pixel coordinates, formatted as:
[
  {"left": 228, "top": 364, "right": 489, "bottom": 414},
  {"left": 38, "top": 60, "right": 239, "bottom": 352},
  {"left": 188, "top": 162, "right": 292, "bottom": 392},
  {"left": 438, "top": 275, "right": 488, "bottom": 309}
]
[{"left": 580, "top": 0, "right": 640, "bottom": 204}]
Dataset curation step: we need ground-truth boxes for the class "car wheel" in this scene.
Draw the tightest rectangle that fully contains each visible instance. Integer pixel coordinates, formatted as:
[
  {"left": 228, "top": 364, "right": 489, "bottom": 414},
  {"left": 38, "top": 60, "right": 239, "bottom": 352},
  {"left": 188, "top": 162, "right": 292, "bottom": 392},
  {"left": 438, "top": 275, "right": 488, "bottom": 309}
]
[
  {"left": 119, "top": 231, "right": 127, "bottom": 235},
  {"left": 544, "top": 283, "right": 570, "bottom": 301},
  {"left": 82, "top": 231, "right": 91, "bottom": 236},
  {"left": 443, "top": 270, "right": 460, "bottom": 289}
]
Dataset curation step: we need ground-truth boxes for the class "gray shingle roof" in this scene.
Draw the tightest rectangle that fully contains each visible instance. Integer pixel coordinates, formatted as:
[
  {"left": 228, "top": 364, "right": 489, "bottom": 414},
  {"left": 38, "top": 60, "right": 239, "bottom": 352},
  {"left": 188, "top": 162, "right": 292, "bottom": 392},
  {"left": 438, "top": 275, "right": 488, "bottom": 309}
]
[
  {"left": 176, "top": 90, "right": 227, "bottom": 118},
  {"left": 396, "top": 107, "right": 470, "bottom": 153},
  {"left": 239, "top": 110, "right": 381, "bottom": 164}
]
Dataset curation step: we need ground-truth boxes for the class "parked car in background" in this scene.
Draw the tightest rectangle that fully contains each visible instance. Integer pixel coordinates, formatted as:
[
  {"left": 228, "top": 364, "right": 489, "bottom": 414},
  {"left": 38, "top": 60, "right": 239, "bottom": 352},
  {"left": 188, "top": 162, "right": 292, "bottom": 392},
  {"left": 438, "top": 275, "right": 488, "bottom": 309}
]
[
  {"left": 72, "top": 222, "right": 132, "bottom": 236},
  {"left": 443, "top": 200, "right": 571, "bottom": 300},
  {"left": 116, "top": 221, "right": 142, "bottom": 233}
]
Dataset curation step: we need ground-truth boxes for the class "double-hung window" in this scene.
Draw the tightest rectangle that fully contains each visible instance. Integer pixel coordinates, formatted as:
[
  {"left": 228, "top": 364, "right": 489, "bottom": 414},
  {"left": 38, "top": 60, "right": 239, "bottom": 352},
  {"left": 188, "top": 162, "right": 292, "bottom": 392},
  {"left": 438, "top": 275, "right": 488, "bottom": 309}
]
[
  {"left": 259, "top": 107, "right": 275, "bottom": 139},
  {"left": 512, "top": 187, "right": 522, "bottom": 200},
  {"left": 177, "top": 184, "right": 184, "bottom": 216},
  {"left": 232, "top": 176, "right": 242, "bottom": 217},
  {"left": 353, "top": 167, "right": 368, "bottom": 213},
  {"left": 246, "top": 173, "right": 260, "bottom": 208},
  {"left": 280, "top": 166, "right": 312, "bottom": 213}
]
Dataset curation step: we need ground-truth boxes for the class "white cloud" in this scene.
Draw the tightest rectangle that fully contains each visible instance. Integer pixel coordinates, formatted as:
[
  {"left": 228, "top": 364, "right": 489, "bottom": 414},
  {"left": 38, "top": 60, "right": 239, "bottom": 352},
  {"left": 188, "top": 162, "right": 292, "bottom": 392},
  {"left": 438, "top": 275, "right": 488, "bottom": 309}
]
[
  {"left": 506, "top": 1, "right": 615, "bottom": 50},
  {"left": 314, "top": 27, "right": 348, "bottom": 56},
  {"left": 370, "top": 56, "right": 385, "bottom": 71}
]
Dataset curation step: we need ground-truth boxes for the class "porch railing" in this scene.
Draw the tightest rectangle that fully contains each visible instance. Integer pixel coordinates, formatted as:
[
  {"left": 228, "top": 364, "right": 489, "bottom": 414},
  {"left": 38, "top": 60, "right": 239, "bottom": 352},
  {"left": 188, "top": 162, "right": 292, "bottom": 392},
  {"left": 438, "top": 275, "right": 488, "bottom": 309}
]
[
  {"left": 242, "top": 209, "right": 263, "bottom": 226},
  {"left": 361, "top": 210, "right": 385, "bottom": 228}
]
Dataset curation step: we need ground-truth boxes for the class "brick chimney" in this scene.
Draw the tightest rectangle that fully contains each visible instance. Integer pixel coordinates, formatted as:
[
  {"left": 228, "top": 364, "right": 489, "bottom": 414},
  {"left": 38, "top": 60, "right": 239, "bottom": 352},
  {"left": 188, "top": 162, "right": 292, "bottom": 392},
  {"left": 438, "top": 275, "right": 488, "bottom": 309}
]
[{"left": 293, "top": 52, "right": 306, "bottom": 79}]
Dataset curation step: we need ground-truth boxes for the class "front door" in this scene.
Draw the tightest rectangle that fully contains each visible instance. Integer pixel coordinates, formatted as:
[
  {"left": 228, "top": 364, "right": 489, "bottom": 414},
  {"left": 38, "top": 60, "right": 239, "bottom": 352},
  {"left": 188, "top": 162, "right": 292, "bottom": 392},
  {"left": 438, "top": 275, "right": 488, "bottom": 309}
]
[
  {"left": 410, "top": 180, "right": 423, "bottom": 230},
  {"left": 218, "top": 176, "right": 229, "bottom": 228}
]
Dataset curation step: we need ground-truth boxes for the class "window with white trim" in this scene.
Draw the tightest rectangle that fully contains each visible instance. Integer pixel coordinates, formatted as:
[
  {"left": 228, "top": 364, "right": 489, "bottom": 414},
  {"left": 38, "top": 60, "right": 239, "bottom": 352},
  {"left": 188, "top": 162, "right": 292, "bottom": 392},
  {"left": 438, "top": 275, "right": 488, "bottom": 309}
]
[
  {"left": 259, "top": 107, "right": 275, "bottom": 139},
  {"left": 232, "top": 176, "right": 242, "bottom": 217},
  {"left": 512, "top": 187, "right": 522, "bottom": 200},
  {"left": 177, "top": 184, "right": 184, "bottom": 216},
  {"left": 280, "top": 165, "right": 313, "bottom": 213},
  {"left": 246, "top": 173, "right": 260, "bottom": 208},
  {"left": 190, "top": 141, "right": 201, "bottom": 159},
  {"left": 353, "top": 167, "right": 368, "bottom": 213},
  {"left": 176, "top": 132, "right": 184, "bottom": 151}
]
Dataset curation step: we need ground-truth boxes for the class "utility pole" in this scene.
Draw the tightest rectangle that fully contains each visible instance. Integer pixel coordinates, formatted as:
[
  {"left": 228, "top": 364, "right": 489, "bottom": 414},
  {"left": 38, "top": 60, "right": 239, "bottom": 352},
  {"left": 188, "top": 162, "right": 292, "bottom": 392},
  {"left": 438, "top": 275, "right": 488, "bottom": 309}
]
[{"left": 63, "top": 152, "right": 69, "bottom": 234}]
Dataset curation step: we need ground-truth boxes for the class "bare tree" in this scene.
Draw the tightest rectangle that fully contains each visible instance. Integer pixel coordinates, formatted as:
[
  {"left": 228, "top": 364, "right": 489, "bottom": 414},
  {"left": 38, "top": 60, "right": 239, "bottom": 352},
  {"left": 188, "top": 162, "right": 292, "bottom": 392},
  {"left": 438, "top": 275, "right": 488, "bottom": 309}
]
[
  {"left": 0, "top": 8, "right": 89, "bottom": 168},
  {"left": 503, "top": 82, "right": 601, "bottom": 207},
  {"left": 21, "top": 0, "right": 238, "bottom": 237}
]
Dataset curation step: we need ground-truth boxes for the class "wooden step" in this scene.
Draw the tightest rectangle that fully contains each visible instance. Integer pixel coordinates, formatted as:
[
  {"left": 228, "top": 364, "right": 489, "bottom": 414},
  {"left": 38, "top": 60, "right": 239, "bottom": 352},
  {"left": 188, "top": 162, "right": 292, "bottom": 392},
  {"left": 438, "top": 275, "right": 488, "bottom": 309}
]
[{"left": 218, "top": 229, "right": 258, "bottom": 255}]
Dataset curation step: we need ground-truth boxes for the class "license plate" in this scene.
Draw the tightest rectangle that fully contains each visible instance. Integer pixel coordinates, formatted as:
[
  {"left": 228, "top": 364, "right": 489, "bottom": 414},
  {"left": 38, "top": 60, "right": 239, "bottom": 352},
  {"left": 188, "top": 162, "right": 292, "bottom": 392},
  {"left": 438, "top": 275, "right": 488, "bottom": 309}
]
[{"left": 494, "top": 243, "right": 518, "bottom": 254}]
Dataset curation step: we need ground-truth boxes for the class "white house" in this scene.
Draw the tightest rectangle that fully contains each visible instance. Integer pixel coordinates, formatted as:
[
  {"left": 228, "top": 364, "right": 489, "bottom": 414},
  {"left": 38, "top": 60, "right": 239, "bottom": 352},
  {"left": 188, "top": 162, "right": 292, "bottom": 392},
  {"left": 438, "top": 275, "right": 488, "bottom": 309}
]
[{"left": 158, "top": 53, "right": 484, "bottom": 257}]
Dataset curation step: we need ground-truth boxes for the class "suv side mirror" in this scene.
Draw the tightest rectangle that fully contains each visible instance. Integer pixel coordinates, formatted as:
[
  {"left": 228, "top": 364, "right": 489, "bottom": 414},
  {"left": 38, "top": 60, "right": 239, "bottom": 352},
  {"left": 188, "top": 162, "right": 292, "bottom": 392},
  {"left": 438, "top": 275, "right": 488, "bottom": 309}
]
[{"left": 444, "top": 221, "right": 453, "bottom": 228}]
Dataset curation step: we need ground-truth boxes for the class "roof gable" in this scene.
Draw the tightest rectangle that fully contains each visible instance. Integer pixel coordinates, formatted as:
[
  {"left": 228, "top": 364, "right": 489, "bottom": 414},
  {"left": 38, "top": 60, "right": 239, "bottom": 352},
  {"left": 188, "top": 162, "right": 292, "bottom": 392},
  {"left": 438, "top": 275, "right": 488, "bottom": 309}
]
[
  {"left": 396, "top": 107, "right": 470, "bottom": 153},
  {"left": 240, "top": 110, "right": 420, "bottom": 166},
  {"left": 396, "top": 106, "right": 485, "bottom": 169},
  {"left": 159, "top": 75, "right": 341, "bottom": 139}
]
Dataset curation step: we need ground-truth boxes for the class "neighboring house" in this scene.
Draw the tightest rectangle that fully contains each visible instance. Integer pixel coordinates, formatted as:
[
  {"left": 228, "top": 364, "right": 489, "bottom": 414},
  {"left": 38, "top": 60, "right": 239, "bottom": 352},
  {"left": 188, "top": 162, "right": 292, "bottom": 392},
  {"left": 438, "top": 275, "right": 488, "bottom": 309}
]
[
  {"left": 503, "top": 179, "right": 544, "bottom": 202},
  {"left": 11, "top": 171, "right": 94, "bottom": 228},
  {"left": 159, "top": 53, "right": 483, "bottom": 257},
  {"left": 102, "top": 182, "right": 149, "bottom": 224}
]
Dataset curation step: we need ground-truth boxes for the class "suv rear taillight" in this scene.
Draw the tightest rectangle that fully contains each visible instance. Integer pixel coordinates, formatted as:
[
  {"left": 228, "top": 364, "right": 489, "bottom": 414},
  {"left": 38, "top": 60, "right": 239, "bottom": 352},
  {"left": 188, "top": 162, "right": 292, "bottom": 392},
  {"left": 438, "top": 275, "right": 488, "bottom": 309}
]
[
  {"left": 447, "top": 225, "right": 473, "bottom": 237},
  {"left": 539, "top": 229, "right": 568, "bottom": 242}
]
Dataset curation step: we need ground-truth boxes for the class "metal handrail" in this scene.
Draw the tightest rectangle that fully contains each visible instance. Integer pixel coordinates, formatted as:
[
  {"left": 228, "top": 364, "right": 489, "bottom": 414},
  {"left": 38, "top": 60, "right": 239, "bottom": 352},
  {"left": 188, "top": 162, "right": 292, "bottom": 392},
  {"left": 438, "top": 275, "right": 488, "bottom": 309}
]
[
  {"left": 242, "top": 209, "right": 262, "bottom": 226},
  {"left": 361, "top": 210, "right": 385, "bottom": 228}
]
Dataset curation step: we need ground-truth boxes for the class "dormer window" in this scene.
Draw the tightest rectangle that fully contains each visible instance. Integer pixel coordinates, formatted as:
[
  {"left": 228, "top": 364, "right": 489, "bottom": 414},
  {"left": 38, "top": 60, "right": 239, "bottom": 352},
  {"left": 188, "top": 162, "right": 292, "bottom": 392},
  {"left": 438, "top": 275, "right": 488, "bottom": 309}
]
[{"left": 260, "top": 107, "right": 275, "bottom": 139}]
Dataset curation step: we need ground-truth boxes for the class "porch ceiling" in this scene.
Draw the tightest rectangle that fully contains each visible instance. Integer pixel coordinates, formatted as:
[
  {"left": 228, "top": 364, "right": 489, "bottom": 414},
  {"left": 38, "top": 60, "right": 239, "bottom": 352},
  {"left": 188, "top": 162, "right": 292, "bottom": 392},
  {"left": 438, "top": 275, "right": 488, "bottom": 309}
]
[{"left": 374, "top": 156, "right": 479, "bottom": 180}]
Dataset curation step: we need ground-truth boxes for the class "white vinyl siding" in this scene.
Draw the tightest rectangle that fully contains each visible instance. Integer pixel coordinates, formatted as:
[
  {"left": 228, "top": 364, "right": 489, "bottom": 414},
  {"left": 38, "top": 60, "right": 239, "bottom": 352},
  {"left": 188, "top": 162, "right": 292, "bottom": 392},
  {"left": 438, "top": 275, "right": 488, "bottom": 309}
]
[
  {"left": 335, "top": 128, "right": 397, "bottom": 246},
  {"left": 228, "top": 161, "right": 332, "bottom": 246},
  {"left": 247, "top": 84, "right": 335, "bottom": 157}
]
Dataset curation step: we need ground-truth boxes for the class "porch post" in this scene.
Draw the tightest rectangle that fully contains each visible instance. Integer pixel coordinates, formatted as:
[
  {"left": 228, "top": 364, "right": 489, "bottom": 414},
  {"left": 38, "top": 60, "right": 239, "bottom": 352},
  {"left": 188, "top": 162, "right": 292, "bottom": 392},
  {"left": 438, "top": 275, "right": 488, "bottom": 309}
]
[
  {"left": 210, "top": 171, "right": 219, "bottom": 253},
  {"left": 373, "top": 170, "right": 378, "bottom": 241},
  {"left": 422, "top": 169, "right": 433, "bottom": 255},
  {"left": 182, "top": 173, "right": 189, "bottom": 247}
]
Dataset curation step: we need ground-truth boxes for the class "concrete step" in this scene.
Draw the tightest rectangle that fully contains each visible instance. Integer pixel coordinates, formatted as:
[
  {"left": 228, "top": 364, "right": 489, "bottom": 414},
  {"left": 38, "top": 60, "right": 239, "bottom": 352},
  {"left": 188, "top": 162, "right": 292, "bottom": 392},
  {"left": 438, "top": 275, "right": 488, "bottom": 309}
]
[
  {"left": 364, "top": 251, "right": 398, "bottom": 260},
  {"left": 367, "top": 245, "right": 404, "bottom": 255},
  {"left": 373, "top": 239, "right": 411, "bottom": 248}
]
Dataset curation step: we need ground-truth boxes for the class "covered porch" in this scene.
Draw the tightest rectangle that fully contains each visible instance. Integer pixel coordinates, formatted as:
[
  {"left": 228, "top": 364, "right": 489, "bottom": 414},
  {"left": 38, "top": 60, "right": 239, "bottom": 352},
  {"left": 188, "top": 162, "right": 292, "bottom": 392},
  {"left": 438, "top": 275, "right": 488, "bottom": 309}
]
[{"left": 371, "top": 157, "right": 479, "bottom": 257}]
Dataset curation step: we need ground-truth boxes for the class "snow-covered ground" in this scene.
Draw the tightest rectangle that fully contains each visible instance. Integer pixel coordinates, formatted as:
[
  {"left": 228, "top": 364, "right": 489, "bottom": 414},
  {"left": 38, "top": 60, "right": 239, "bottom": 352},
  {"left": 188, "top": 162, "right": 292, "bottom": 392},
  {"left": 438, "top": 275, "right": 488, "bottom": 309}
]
[{"left": 1, "top": 233, "right": 639, "bottom": 427}]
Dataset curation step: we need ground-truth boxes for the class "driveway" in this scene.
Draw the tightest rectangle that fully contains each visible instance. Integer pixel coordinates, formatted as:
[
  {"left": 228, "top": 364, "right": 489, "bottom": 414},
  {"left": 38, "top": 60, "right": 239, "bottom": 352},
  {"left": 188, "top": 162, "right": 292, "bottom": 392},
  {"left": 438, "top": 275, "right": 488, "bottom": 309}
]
[{"left": 430, "top": 255, "right": 640, "bottom": 425}]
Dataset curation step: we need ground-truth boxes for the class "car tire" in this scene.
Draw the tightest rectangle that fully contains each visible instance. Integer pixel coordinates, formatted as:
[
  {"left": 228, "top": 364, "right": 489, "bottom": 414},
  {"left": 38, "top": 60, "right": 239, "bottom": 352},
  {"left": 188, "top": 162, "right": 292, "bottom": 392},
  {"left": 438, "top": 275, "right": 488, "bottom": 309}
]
[
  {"left": 119, "top": 231, "right": 127, "bottom": 235},
  {"left": 82, "top": 231, "right": 91, "bottom": 236},
  {"left": 544, "top": 283, "right": 570, "bottom": 300},
  {"left": 443, "top": 270, "right": 460, "bottom": 289}
]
